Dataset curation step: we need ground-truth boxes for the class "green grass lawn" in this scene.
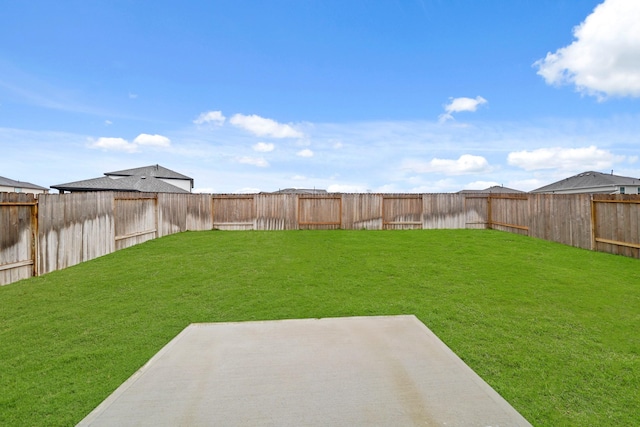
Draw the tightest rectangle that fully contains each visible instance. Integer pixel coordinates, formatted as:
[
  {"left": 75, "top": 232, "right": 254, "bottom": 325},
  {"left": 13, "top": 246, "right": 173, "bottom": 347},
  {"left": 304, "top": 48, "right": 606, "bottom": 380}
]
[{"left": 1, "top": 229, "right": 638, "bottom": 426}]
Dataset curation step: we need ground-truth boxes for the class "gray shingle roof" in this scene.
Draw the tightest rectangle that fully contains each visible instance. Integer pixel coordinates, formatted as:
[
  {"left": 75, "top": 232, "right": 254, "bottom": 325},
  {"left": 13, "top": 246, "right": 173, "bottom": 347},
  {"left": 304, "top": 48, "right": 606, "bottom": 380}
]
[
  {"left": 267, "top": 188, "right": 329, "bottom": 194},
  {"left": 458, "top": 185, "right": 524, "bottom": 194},
  {"left": 51, "top": 176, "right": 189, "bottom": 193},
  {"left": 105, "top": 164, "right": 192, "bottom": 181},
  {"left": 0, "top": 175, "right": 48, "bottom": 191},
  {"left": 51, "top": 164, "right": 194, "bottom": 193},
  {"left": 531, "top": 171, "right": 640, "bottom": 193}
]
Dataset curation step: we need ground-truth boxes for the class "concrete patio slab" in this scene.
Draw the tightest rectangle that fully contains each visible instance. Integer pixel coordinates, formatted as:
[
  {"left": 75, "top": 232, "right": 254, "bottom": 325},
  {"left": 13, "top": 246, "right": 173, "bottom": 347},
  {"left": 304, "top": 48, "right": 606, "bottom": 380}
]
[{"left": 77, "top": 315, "right": 531, "bottom": 426}]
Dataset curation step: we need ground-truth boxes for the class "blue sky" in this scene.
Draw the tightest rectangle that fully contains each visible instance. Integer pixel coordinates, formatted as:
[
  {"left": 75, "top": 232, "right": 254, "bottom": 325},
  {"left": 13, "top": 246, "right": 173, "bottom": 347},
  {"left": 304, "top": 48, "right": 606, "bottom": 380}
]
[{"left": 1, "top": 0, "right": 639, "bottom": 193}]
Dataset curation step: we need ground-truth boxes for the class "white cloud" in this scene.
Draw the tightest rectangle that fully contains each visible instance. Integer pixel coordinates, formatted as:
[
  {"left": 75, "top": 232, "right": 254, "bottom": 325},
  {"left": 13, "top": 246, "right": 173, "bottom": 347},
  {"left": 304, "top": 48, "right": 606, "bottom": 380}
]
[
  {"left": 88, "top": 137, "right": 138, "bottom": 153},
  {"left": 104, "top": 120, "right": 112, "bottom": 126},
  {"left": 291, "top": 175, "right": 307, "bottom": 180},
  {"left": 230, "top": 113, "right": 304, "bottom": 138},
  {"left": 18, "top": 112, "right": 638, "bottom": 195},
  {"left": 88, "top": 133, "right": 171, "bottom": 152},
  {"left": 253, "top": 142, "right": 275, "bottom": 152},
  {"left": 237, "top": 156, "right": 269, "bottom": 167},
  {"left": 297, "top": 148, "right": 314, "bottom": 157},
  {"left": 194, "top": 110, "right": 226, "bottom": 125},
  {"left": 534, "top": 0, "right": 640, "bottom": 98},
  {"left": 507, "top": 146, "right": 625, "bottom": 171},
  {"left": 402, "top": 154, "right": 492, "bottom": 175},
  {"left": 128, "top": 93, "right": 138, "bottom": 99},
  {"left": 133, "top": 133, "right": 171, "bottom": 147},
  {"left": 439, "top": 96, "right": 487, "bottom": 122}
]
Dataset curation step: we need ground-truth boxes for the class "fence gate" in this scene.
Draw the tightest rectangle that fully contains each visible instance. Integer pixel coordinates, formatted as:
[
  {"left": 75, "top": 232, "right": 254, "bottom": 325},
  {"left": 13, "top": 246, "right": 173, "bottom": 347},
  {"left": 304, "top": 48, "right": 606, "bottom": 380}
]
[{"left": 0, "top": 193, "right": 38, "bottom": 285}]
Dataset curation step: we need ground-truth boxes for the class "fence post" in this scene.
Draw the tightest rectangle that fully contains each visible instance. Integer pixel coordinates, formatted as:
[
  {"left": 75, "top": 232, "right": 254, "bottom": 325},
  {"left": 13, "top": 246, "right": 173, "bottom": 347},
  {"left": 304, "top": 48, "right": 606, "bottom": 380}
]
[
  {"left": 590, "top": 195, "right": 596, "bottom": 251},
  {"left": 155, "top": 194, "right": 160, "bottom": 238},
  {"left": 31, "top": 199, "right": 38, "bottom": 277}
]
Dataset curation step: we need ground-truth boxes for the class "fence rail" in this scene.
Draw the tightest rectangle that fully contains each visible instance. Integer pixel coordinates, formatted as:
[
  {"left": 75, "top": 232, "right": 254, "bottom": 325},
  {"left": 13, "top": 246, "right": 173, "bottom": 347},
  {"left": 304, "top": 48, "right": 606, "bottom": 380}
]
[{"left": 1, "top": 191, "right": 639, "bottom": 285}]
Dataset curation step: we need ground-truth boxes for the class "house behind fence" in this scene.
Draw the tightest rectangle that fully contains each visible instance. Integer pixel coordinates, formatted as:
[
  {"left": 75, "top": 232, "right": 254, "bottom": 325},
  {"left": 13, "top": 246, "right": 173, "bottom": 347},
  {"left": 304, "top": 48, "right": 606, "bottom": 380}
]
[{"left": 1, "top": 191, "right": 639, "bottom": 285}]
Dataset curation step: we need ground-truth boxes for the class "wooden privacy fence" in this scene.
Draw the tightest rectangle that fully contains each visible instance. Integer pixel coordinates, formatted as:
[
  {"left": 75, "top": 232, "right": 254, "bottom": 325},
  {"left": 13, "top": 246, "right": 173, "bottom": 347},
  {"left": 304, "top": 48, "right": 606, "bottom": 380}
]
[
  {"left": 591, "top": 195, "right": 640, "bottom": 258},
  {"left": 0, "top": 192, "right": 38, "bottom": 285},
  {"left": 1, "top": 191, "right": 639, "bottom": 285}
]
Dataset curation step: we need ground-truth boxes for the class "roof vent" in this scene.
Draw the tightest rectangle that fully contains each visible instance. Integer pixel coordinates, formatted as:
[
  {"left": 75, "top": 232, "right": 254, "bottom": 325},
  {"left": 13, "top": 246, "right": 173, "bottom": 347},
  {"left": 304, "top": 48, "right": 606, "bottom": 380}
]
[{"left": 141, "top": 176, "right": 146, "bottom": 179}]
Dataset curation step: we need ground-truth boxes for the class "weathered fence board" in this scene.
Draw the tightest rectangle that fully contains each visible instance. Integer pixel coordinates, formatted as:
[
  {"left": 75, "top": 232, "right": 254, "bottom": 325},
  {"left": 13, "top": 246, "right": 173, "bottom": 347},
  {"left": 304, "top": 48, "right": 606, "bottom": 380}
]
[
  {"left": 37, "top": 193, "right": 115, "bottom": 275},
  {"left": 255, "top": 193, "right": 297, "bottom": 230},
  {"left": 186, "top": 194, "right": 214, "bottom": 231},
  {"left": 213, "top": 195, "right": 255, "bottom": 230},
  {"left": 463, "top": 196, "right": 488, "bottom": 229},
  {"left": 114, "top": 193, "right": 157, "bottom": 250},
  {"left": 489, "top": 195, "right": 529, "bottom": 236},
  {"left": 298, "top": 196, "right": 341, "bottom": 229},
  {"left": 423, "top": 194, "right": 467, "bottom": 229},
  {"left": 383, "top": 195, "right": 422, "bottom": 230},
  {"left": 0, "top": 193, "right": 37, "bottom": 285},
  {"left": 528, "top": 194, "right": 592, "bottom": 249},
  {"left": 592, "top": 195, "right": 640, "bottom": 257},
  {"left": 158, "top": 193, "right": 189, "bottom": 235},
  {"left": 341, "top": 193, "right": 383, "bottom": 230}
]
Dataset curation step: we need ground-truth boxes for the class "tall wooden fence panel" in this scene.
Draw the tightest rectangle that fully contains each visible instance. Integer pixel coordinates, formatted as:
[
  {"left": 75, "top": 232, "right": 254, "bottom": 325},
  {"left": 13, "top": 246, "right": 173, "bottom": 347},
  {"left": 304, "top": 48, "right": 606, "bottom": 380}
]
[
  {"left": 592, "top": 195, "right": 640, "bottom": 258},
  {"left": 158, "top": 193, "right": 189, "bottom": 236},
  {"left": 489, "top": 195, "right": 530, "bottom": 236},
  {"left": 463, "top": 196, "right": 488, "bottom": 229},
  {"left": 298, "top": 196, "right": 342, "bottom": 230},
  {"left": 114, "top": 193, "right": 158, "bottom": 250},
  {"left": 341, "top": 194, "right": 383, "bottom": 230},
  {"left": 528, "top": 194, "right": 592, "bottom": 250},
  {"left": 423, "top": 194, "right": 467, "bottom": 229},
  {"left": 383, "top": 195, "right": 423, "bottom": 229},
  {"left": 186, "top": 193, "right": 214, "bottom": 231},
  {"left": 255, "top": 193, "right": 297, "bottom": 230},
  {"left": 37, "top": 193, "right": 115, "bottom": 275},
  {"left": 213, "top": 195, "right": 255, "bottom": 230},
  {"left": 0, "top": 193, "right": 37, "bottom": 285}
]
